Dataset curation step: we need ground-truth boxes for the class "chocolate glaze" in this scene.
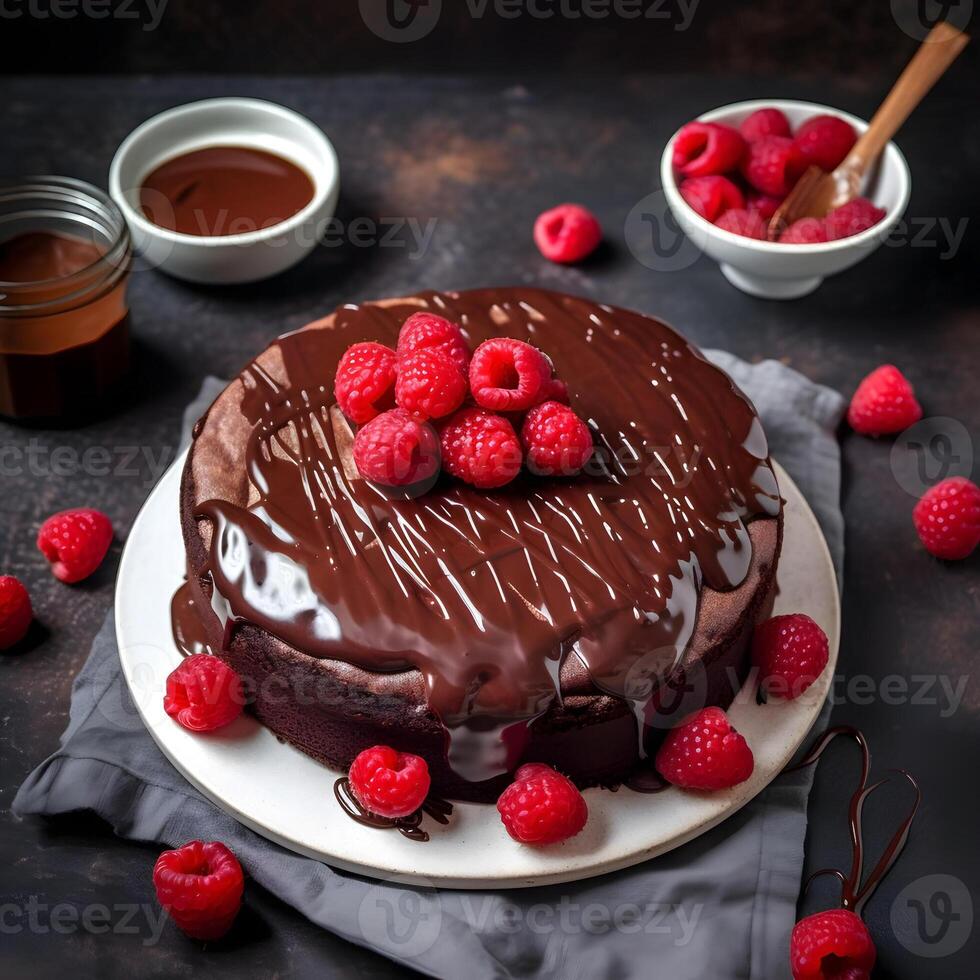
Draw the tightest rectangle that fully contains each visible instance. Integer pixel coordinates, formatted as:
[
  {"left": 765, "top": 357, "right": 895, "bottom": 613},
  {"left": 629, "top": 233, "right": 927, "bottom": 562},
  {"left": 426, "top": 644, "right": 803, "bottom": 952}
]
[
  {"left": 788, "top": 726, "right": 920, "bottom": 916},
  {"left": 333, "top": 777, "right": 453, "bottom": 842},
  {"left": 139, "top": 146, "right": 315, "bottom": 237},
  {"left": 171, "top": 581, "right": 215, "bottom": 657},
  {"left": 173, "top": 289, "right": 780, "bottom": 784}
]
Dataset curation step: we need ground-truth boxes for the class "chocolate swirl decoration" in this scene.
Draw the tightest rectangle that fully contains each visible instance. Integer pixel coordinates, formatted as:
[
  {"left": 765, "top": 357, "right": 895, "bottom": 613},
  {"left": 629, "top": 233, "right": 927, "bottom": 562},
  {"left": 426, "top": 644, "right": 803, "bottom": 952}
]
[
  {"left": 332, "top": 777, "right": 453, "bottom": 842},
  {"left": 787, "top": 726, "right": 921, "bottom": 915},
  {"left": 176, "top": 289, "right": 780, "bottom": 784}
]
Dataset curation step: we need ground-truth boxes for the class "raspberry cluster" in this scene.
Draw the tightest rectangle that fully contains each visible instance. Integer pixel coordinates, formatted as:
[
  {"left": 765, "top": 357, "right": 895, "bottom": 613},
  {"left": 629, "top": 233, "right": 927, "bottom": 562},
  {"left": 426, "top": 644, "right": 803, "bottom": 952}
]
[
  {"left": 334, "top": 312, "right": 594, "bottom": 490},
  {"left": 673, "top": 108, "right": 886, "bottom": 243}
]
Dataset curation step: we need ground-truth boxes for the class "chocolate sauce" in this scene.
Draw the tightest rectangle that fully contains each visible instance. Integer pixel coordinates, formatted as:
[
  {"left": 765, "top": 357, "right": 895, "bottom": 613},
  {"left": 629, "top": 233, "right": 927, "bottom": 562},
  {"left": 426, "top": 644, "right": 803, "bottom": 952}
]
[
  {"left": 333, "top": 777, "right": 453, "bottom": 842},
  {"left": 0, "top": 230, "right": 130, "bottom": 419},
  {"left": 624, "top": 765, "right": 671, "bottom": 793},
  {"left": 139, "top": 146, "right": 315, "bottom": 237},
  {"left": 0, "top": 231, "right": 102, "bottom": 282},
  {"left": 171, "top": 582, "right": 215, "bottom": 657},
  {"left": 788, "top": 726, "right": 920, "bottom": 915},
  {"left": 173, "top": 289, "right": 780, "bottom": 785}
]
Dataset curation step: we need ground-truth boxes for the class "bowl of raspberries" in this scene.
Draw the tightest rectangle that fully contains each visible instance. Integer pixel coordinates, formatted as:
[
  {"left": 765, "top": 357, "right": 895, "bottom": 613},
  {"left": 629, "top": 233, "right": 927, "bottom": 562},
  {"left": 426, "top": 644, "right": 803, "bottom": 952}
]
[{"left": 660, "top": 99, "right": 910, "bottom": 299}]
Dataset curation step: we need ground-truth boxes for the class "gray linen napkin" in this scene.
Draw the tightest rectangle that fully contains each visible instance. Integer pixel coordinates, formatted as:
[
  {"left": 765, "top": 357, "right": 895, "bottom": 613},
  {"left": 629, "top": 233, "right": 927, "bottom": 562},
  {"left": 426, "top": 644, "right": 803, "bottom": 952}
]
[{"left": 14, "top": 353, "right": 845, "bottom": 980}]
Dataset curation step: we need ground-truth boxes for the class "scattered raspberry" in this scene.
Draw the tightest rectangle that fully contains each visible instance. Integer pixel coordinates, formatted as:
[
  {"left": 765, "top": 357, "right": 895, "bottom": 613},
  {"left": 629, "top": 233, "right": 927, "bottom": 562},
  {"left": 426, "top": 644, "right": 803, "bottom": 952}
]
[
  {"left": 780, "top": 217, "right": 829, "bottom": 244},
  {"left": 164, "top": 654, "right": 244, "bottom": 732},
  {"left": 824, "top": 197, "right": 886, "bottom": 241},
  {"left": 36, "top": 508, "right": 113, "bottom": 584},
  {"left": 496, "top": 763, "right": 588, "bottom": 845},
  {"left": 752, "top": 614, "right": 829, "bottom": 699},
  {"left": 679, "top": 175, "right": 745, "bottom": 222},
  {"left": 395, "top": 348, "right": 467, "bottom": 420},
  {"left": 672, "top": 121, "right": 746, "bottom": 178},
  {"left": 847, "top": 364, "right": 922, "bottom": 436},
  {"left": 790, "top": 909, "right": 876, "bottom": 980},
  {"left": 352, "top": 408, "right": 441, "bottom": 487},
  {"left": 533, "top": 203, "right": 602, "bottom": 264},
  {"left": 522, "top": 401, "right": 594, "bottom": 476},
  {"left": 655, "top": 706, "right": 754, "bottom": 790},
  {"left": 397, "top": 312, "right": 471, "bottom": 374},
  {"left": 740, "top": 107, "right": 791, "bottom": 142},
  {"left": 469, "top": 338, "right": 552, "bottom": 412},
  {"left": 333, "top": 341, "right": 397, "bottom": 424},
  {"left": 745, "top": 190, "right": 784, "bottom": 221},
  {"left": 794, "top": 114, "right": 858, "bottom": 172},
  {"left": 741, "top": 136, "right": 806, "bottom": 197},
  {"left": 153, "top": 840, "right": 244, "bottom": 941},
  {"left": 440, "top": 407, "right": 523, "bottom": 489},
  {"left": 913, "top": 477, "right": 980, "bottom": 560},
  {"left": 715, "top": 208, "right": 768, "bottom": 240},
  {"left": 0, "top": 575, "right": 33, "bottom": 650},
  {"left": 348, "top": 745, "right": 431, "bottom": 819}
]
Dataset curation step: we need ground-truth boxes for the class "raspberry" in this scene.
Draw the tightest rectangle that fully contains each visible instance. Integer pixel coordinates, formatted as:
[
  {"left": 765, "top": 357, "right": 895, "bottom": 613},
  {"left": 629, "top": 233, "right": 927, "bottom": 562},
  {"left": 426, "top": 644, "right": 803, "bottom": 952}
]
[
  {"left": 440, "top": 407, "right": 523, "bottom": 489},
  {"left": 333, "top": 341, "right": 397, "bottom": 424},
  {"left": 751, "top": 613, "right": 829, "bottom": 699},
  {"left": 746, "top": 190, "right": 784, "bottom": 221},
  {"left": 533, "top": 204, "right": 602, "bottom": 264},
  {"left": 740, "top": 107, "right": 791, "bottom": 142},
  {"left": 395, "top": 348, "right": 467, "bottom": 420},
  {"left": 790, "top": 909, "right": 876, "bottom": 980},
  {"left": 780, "top": 217, "right": 828, "bottom": 244},
  {"left": 36, "top": 508, "right": 113, "bottom": 584},
  {"left": 397, "top": 311, "right": 471, "bottom": 374},
  {"left": 672, "top": 121, "right": 746, "bottom": 178},
  {"left": 0, "top": 575, "right": 33, "bottom": 650},
  {"left": 679, "top": 175, "right": 745, "bottom": 222},
  {"left": 522, "top": 401, "right": 593, "bottom": 476},
  {"left": 348, "top": 745, "right": 431, "bottom": 819},
  {"left": 539, "top": 377, "right": 570, "bottom": 405},
  {"left": 794, "top": 114, "right": 858, "bottom": 172},
  {"left": 715, "top": 208, "right": 768, "bottom": 240},
  {"left": 496, "top": 763, "right": 588, "bottom": 845},
  {"left": 164, "top": 654, "right": 244, "bottom": 732},
  {"left": 655, "top": 706, "right": 754, "bottom": 790},
  {"left": 741, "top": 136, "right": 806, "bottom": 196},
  {"left": 847, "top": 364, "right": 922, "bottom": 437},
  {"left": 153, "top": 840, "right": 244, "bottom": 941},
  {"left": 913, "top": 477, "right": 980, "bottom": 560},
  {"left": 824, "top": 198, "right": 886, "bottom": 241},
  {"left": 469, "top": 337, "right": 552, "bottom": 412},
  {"left": 352, "top": 408, "right": 441, "bottom": 487}
]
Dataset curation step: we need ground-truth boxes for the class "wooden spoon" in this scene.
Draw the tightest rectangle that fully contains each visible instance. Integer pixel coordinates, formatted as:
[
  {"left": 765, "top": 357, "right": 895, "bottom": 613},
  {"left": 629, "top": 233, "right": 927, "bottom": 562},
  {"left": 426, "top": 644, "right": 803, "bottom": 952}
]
[{"left": 768, "top": 21, "right": 969, "bottom": 241}]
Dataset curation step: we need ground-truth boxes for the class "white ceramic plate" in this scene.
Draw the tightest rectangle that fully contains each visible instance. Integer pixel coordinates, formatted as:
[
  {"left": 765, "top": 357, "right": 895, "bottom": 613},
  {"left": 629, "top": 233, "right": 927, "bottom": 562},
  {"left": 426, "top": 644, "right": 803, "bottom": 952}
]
[{"left": 116, "top": 454, "right": 838, "bottom": 889}]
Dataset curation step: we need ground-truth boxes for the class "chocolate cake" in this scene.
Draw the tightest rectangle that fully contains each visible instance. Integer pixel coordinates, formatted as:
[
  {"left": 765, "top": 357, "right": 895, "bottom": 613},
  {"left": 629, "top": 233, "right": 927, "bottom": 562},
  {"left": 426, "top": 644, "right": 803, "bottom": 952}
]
[{"left": 173, "top": 288, "right": 782, "bottom": 803}]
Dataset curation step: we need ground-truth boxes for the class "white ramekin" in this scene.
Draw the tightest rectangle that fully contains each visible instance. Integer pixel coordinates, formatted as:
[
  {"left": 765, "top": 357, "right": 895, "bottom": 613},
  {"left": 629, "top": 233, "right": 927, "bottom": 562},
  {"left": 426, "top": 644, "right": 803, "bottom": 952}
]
[
  {"left": 109, "top": 98, "right": 340, "bottom": 285},
  {"left": 660, "top": 99, "right": 911, "bottom": 300}
]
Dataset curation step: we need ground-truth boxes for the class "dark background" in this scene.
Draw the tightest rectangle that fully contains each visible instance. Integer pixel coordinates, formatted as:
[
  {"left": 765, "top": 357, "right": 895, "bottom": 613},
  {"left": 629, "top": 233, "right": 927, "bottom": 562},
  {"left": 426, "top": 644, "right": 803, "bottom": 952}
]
[
  {"left": 0, "top": 0, "right": 977, "bottom": 79},
  {"left": 2, "top": 2, "right": 979, "bottom": 979}
]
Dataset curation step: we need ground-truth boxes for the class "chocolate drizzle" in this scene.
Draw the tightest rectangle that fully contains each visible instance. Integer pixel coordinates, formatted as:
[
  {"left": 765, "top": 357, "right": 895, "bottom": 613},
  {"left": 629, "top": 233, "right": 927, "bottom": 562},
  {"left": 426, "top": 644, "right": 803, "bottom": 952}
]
[
  {"left": 788, "top": 726, "right": 921, "bottom": 916},
  {"left": 173, "top": 289, "right": 781, "bottom": 786},
  {"left": 333, "top": 777, "right": 453, "bottom": 841}
]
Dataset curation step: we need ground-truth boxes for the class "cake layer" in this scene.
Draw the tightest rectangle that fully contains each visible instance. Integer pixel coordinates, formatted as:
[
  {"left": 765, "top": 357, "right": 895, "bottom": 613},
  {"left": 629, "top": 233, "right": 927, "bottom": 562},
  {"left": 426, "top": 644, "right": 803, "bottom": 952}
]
[{"left": 176, "top": 288, "right": 782, "bottom": 801}]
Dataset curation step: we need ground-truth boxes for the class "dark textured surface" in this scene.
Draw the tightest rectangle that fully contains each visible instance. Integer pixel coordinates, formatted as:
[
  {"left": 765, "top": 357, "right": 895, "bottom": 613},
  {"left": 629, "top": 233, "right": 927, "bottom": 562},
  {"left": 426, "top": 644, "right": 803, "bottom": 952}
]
[
  {"left": 1, "top": 74, "right": 977, "bottom": 978},
  {"left": 2, "top": 0, "right": 977, "bottom": 80}
]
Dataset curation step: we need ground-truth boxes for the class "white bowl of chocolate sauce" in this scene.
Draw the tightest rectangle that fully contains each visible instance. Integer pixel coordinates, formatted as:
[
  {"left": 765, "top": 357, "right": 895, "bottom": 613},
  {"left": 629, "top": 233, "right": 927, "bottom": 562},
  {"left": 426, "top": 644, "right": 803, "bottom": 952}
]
[{"left": 109, "top": 98, "right": 339, "bottom": 284}]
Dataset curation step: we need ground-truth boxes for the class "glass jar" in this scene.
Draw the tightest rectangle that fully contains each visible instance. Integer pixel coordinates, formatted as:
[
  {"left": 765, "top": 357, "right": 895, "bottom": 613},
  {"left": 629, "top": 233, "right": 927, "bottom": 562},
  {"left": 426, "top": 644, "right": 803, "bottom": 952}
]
[{"left": 0, "top": 176, "right": 132, "bottom": 420}]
